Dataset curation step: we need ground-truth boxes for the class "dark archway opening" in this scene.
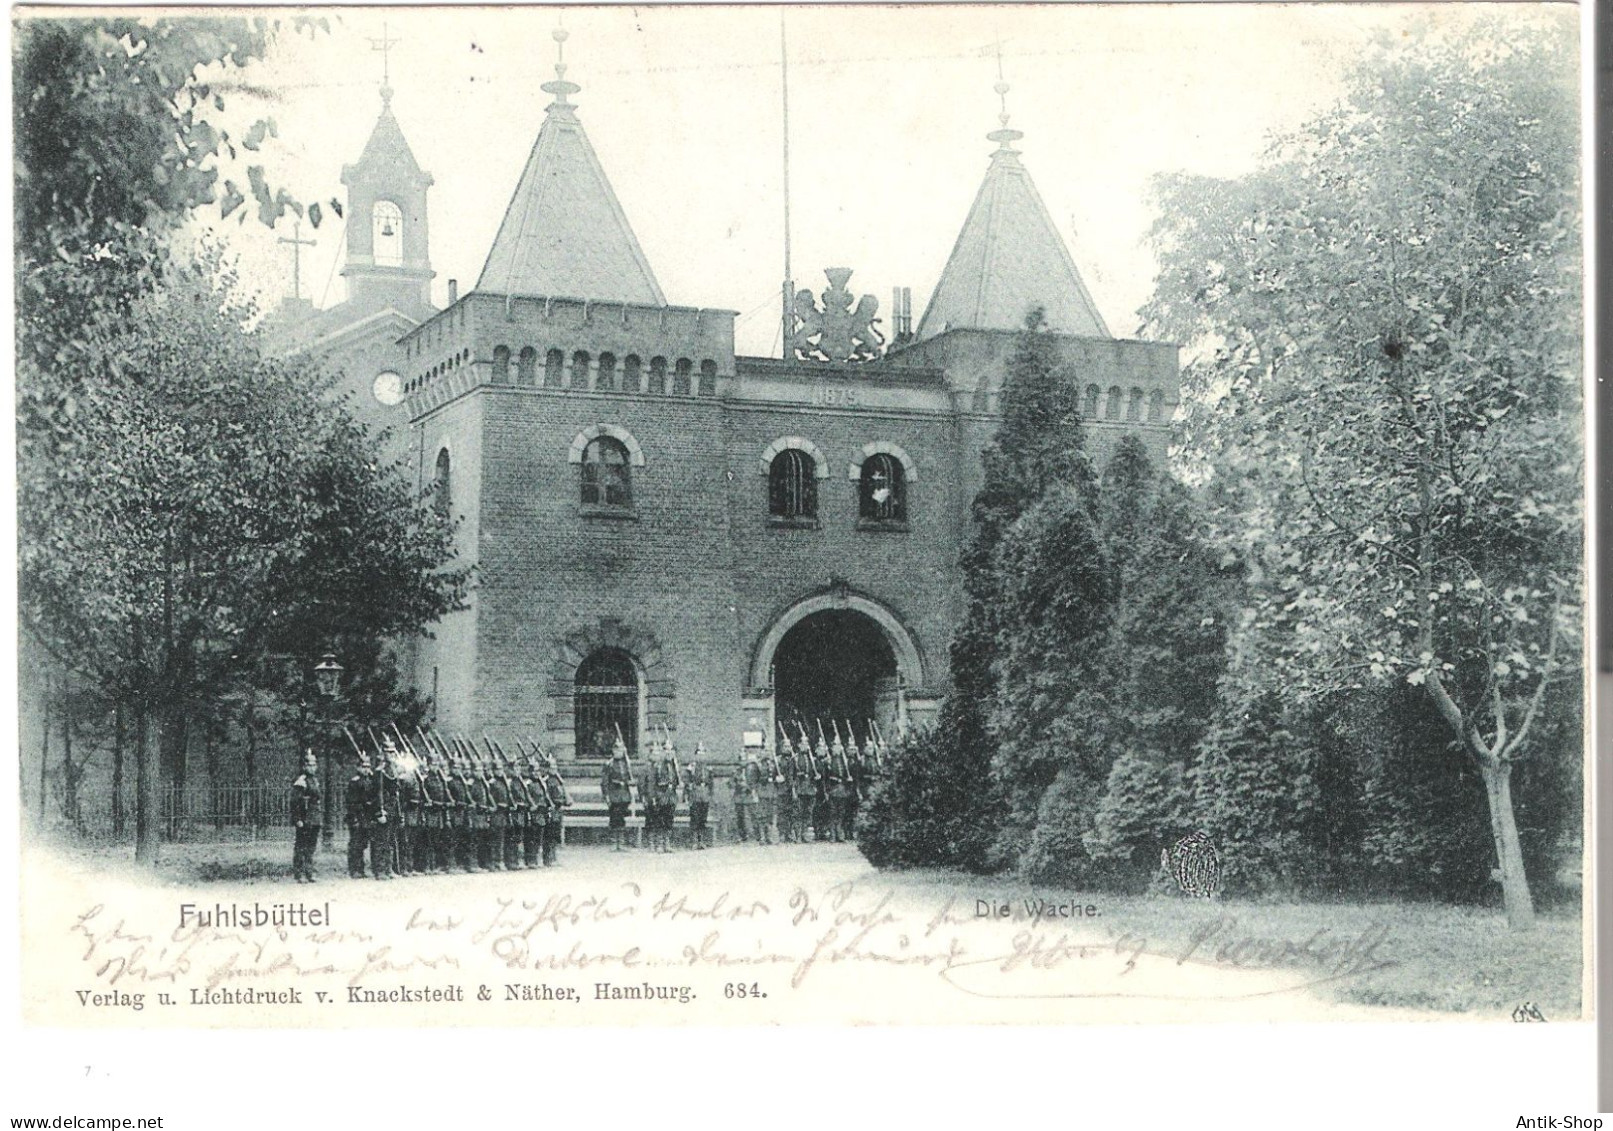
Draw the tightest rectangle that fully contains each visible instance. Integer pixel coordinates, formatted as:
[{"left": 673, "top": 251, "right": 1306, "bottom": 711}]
[{"left": 773, "top": 610, "right": 896, "bottom": 747}]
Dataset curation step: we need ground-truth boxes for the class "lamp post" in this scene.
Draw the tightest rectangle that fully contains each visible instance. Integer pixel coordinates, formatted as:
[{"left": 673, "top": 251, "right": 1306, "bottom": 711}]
[{"left": 313, "top": 653, "right": 344, "bottom": 848}]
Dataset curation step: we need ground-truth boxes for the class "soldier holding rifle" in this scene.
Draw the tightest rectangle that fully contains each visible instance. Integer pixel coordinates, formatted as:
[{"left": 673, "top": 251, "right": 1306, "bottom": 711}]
[
  {"left": 685, "top": 743, "right": 714, "bottom": 850},
  {"left": 518, "top": 751, "right": 545, "bottom": 869},
  {"left": 369, "top": 736, "right": 399, "bottom": 880},
  {"left": 537, "top": 748, "right": 571, "bottom": 866},
  {"left": 420, "top": 738, "right": 453, "bottom": 874},
  {"left": 343, "top": 738, "right": 373, "bottom": 878},
  {"left": 601, "top": 732, "right": 636, "bottom": 852},
  {"left": 447, "top": 747, "right": 475, "bottom": 872}
]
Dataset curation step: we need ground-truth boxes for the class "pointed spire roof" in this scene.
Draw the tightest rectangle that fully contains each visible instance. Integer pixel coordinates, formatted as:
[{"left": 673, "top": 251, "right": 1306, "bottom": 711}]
[
  {"left": 475, "top": 28, "right": 665, "bottom": 305},
  {"left": 916, "top": 71, "right": 1108, "bottom": 341},
  {"left": 351, "top": 91, "right": 428, "bottom": 184}
]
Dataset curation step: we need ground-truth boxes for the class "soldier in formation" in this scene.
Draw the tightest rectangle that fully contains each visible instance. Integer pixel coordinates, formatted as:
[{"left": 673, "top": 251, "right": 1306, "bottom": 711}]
[
  {"left": 685, "top": 744, "right": 714, "bottom": 849},
  {"left": 345, "top": 753, "right": 373, "bottom": 878},
  {"left": 601, "top": 737, "right": 636, "bottom": 852}
]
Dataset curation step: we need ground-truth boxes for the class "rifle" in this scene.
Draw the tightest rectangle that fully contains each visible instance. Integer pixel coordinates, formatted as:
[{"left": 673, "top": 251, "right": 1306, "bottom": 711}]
[
  {"left": 340, "top": 723, "right": 368, "bottom": 766},
  {"left": 362, "top": 726, "right": 390, "bottom": 825},
  {"left": 661, "top": 726, "right": 683, "bottom": 792},
  {"left": 795, "top": 721, "right": 817, "bottom": 776},
  {"left": 614, "top": 722, "right": 635, "bottom": 809}
]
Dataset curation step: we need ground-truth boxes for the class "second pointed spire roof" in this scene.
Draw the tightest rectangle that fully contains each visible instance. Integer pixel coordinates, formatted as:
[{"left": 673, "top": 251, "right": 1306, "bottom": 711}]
[{"left": 475, "top": 31, "right": 665, "bottom": 305}]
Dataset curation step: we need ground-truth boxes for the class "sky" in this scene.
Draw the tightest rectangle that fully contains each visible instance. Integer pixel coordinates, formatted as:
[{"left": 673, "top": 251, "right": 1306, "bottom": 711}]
[{"left": 195, "top": 3, "right": 1576, "bottom": 356}]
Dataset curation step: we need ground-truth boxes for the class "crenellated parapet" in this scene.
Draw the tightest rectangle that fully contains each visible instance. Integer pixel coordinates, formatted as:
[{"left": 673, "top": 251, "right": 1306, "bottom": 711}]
[{"left": 403, "top": 291, "right": 738, "bottom": 419}]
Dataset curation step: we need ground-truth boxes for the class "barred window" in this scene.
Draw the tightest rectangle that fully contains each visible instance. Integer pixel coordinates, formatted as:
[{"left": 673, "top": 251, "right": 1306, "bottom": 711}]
[
  {"left": 859, "top": 453, "right": 906, "bottom": 523},
  {"left": 769, "top": 449, "right": 817, "bottom": 520},
  {"left": 433, "top": 448, "right": 452, "bottom": 519},
  {"left": 581, "top": 437, "right": 633, "bottom": 509},
  {"left": 574, "top": 649, "right": 639, "bottom": 761}
]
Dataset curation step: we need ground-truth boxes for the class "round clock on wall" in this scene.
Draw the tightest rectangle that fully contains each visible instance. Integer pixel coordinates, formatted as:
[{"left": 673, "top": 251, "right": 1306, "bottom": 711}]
[{"left": 372, "top": 371, "right": 404, "bottom": 406}]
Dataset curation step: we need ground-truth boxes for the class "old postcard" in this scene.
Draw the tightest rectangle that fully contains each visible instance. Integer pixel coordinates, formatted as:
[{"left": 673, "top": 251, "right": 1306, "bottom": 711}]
[{"left": 12, "top": 1, "right": 1590, "bottom": 1057}]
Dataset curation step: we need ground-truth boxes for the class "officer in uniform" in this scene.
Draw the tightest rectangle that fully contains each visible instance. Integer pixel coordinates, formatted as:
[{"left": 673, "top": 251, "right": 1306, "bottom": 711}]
[
  {"left": 600, "top": 738, "right": 635, "bottom": 851},
  {"left": 369, "top": 748, "right": 399, "bottom": 880},
  {"left": 291, "top": 749, "right": 321, "bottom": 883},
  {"left": 345, "top": 753, "right": 373, "bottom": 878},
  {"left": 422, "top": 755, "right": 452, "bottom": 873},
  {"left": 540, "top": 755, "right": 570, "bottom": 865},
  {"left": 685, "top": 744, "right": 714, "bottom": 850},
  {"left": 448, "top": 756, "right": 475, "bottom": 872},
  {"left": 812, "top": 730, "right": 834, "bottom": 842}
]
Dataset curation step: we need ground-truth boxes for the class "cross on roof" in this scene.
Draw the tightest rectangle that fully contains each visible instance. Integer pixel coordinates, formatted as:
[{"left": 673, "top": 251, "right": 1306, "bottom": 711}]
[
  {"left": 368, "top": 22, "right": 401, "bottom": 100},
  {"left": 277, "top": 219, "right": 316, "bottom": 300}
]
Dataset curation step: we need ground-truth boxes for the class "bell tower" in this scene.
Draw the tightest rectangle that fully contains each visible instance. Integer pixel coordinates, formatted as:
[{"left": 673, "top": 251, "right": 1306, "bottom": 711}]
[{"left": 340, "top": 57, "right": 435, "bottom": 318}]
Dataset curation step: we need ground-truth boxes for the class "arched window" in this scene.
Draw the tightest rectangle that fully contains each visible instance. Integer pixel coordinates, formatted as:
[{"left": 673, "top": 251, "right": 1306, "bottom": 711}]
[
  {"left": 699, "top": 360, "right": 718, "bottom": 397},
  {"left": 647, "top": 356, "right": 668, "bottom": 395},
  {"left": 574, "top": 649, "right": 639, "bottom": 761},
  {"left": 769, "top": 449, "right": 817, "bottom": 520},
  {"left": 372, "top": 200, "right": 403, "bottom": 266},
  {"left": 1128, "top": 387, "right": 1145, "bottom": 422},
  {"left": 673, "top": 358, "right": 693, "bottom": 396},
  {"left": 1148, "top": 389, "right": 1165, "bottom": 422},
  {"left": 433, "top": 448, "right": 452, "bottom": 519},
  {"left": 545, "top": 349, "right": 565, "bottom": 388},
  {"left": 597, "top": 352, "right": 618, "bottom": 391},
  {"left": 516, "top": 346, "right": 536, "bottom": 386},
  {"left": 571, "top": 351, "right": 591, "bottom": 390},
  {"left": 622, "top": 355, "right": 642, "bottom": 393},
  {"left": 859, "top": 453, "right": 906, "bottom": 523},
  {"left": 581, "top": 437, "right": 633, "bottom": 509},
  {"left": 1106, "top": 385, "right": 1123, "bottom": 420},
  {"left": 1084, "top": 384, "right": 1101, "bottom": 420},
  {"left": 492, "top": 346, "right": 511, "bottom": 383}
]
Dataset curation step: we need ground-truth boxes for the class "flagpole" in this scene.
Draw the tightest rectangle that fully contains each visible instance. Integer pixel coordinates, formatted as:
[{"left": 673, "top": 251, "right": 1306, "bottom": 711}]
[{"left": 780, "top": 11, "right": 794, "bottom": 360}]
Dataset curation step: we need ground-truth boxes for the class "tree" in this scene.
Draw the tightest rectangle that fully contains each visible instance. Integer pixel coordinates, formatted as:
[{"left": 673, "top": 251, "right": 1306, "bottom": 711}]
[
  {"left": 1143, "top": 19, "right": 1581, "bottom": 926},
  {"left": 18, "top": 255, "right": 469, "bottom": 862}
]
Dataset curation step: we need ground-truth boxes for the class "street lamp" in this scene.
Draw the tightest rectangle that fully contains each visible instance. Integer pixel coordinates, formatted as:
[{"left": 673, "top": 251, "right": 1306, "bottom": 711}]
[{"left": 313, "top": 653, "right": 344, "bottom": 847}]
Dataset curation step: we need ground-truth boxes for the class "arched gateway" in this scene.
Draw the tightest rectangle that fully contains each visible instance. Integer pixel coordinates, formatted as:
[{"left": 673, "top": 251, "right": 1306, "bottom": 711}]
[{"left": 747, "top": 590, "right": 927, "bottom": 744}]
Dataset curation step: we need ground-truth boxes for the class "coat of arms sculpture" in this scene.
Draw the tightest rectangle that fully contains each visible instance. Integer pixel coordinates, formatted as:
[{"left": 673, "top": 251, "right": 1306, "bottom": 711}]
[{"left": 788, "top": 268, "right": 885, "bottom": 364}]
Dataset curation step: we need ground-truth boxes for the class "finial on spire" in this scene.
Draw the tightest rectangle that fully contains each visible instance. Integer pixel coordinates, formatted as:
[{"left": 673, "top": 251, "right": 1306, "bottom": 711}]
[
  {"left": 541, "top": 22, "right": 581, "bottom": 114},
  {"left": 986, "top": 39, "right": 1023, "bottom": 153},
  {"left": 369, "top": 21, "right": 401, "bottom": 105}
]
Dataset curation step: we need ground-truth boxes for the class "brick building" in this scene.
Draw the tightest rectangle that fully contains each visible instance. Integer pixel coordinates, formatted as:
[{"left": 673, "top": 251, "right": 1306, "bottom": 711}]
[{"left": 277, "top": 45, "right": 1179, "bottom": 772}]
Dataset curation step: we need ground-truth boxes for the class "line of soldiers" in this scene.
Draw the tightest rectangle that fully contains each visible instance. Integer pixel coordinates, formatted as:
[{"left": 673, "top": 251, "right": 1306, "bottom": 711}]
[
  {"left": 600, "top": 730, "right": 715, "bottom": 853},
  {"left": 343, "top": 728, "right": 572, "bottom": 880},
  {"left": 732, "top": 723, "right": 886, "bottom": 845}
]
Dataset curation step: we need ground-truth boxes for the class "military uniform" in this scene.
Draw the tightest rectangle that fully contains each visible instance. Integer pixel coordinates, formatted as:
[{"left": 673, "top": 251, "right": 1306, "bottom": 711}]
[
  {"left": 601, "top": 748, "right": 635, "bottom": 851},
  {"left": 643, "top": 755, "right": 680, "bottom": 853},
  {"left": 395, "top": 764, "right": 424, "bottom": 876},
  {"left": 422, "top": 761, "right": 452, "bottom": 873},
  {"left": 540, "top": 760, "right": 570, "bottom": 865},
  {"left": 520, "top": 763, "right": 545, "bottom": 868},
  {"left": 685, "top": 745, "right": 714, "bottom": 849},
  {"left": 448, "top": 763, "right": 475, "bottom": 872},
  {"left": 754, "top": 748, "right": 782, "bottom": 845},
  {"left": 469, "top": 768, "right": 495, "bottom": 870},
  {"left": 369, "top": 764, "right": 399, "bottom": 879},
  {"left": 345, "top": 762, "right": 373, "bottom": 878},
  {"left": 812, "top": 738, "right": 833, "bottom": 842},
  {"left": 732, "top": 759, "right": 757, "bottom": 842},
  {"left": 502, "top": 765, "right": 530, "bottom": 870},
  {"left": 291, "top": 755, "right": 321, "bottom": 883},
  {"left": 826, "top": 740, "right": 855, "bottom": 843}
]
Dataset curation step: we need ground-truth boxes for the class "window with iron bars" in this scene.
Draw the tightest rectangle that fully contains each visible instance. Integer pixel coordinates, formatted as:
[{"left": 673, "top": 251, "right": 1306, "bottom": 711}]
[
  {"left": 859, "top": 453, "right": 906, "bottom": 523},
  {"left": 769, "top": 449, "right": 817, "bottom": 520},
  {"left": 574, "top": 648, "right": 639, "bottom": 760}
]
